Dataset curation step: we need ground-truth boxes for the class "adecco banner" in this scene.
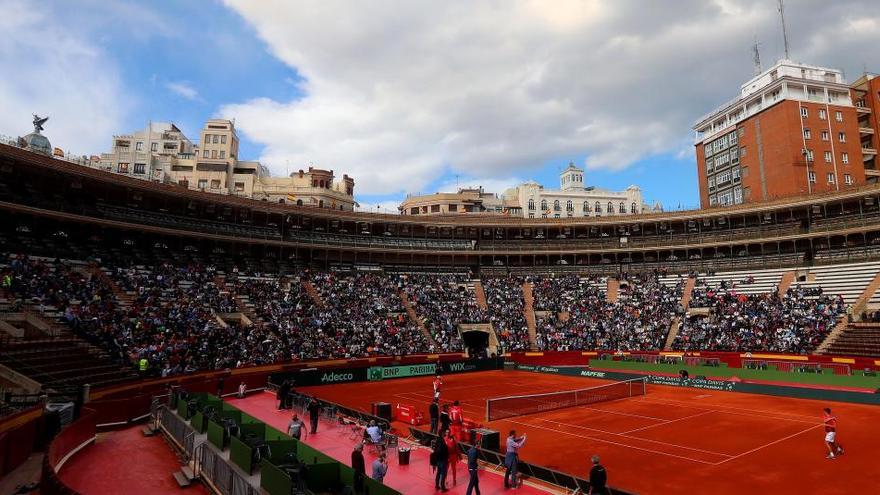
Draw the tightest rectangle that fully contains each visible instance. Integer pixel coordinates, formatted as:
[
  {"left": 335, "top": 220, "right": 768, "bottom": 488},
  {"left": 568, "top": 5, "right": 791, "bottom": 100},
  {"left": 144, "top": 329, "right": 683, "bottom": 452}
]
[{"left": 270, "top": 358, "right": 502, "bottom": 387}]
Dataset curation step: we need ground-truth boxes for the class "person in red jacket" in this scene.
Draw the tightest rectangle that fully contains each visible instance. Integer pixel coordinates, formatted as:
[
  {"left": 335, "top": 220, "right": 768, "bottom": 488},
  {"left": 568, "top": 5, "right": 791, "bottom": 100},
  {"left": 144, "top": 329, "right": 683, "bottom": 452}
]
[{"left": 444, "top": 429, "right": 461, "bottom": 486}]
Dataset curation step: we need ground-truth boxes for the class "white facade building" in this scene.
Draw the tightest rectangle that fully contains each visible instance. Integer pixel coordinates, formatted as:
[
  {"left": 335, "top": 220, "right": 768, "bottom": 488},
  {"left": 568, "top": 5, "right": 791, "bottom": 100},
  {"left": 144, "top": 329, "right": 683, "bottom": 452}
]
[{"left": 506, "top": 163, "right": 656, "bottom": 218}]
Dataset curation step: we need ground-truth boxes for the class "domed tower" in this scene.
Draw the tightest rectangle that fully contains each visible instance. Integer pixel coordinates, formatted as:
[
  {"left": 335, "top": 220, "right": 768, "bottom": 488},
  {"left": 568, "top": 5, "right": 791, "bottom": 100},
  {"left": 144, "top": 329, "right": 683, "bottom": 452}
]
[{"left": 19, "top": 114, "right": 52, "bottom": 156}]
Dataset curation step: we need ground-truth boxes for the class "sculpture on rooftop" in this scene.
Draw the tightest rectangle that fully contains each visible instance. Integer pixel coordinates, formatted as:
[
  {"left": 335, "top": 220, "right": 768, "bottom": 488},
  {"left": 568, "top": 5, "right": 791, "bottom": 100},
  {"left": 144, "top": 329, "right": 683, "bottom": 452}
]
[{"left": 32, "top": 114, "right": 48, "bottom": 133}]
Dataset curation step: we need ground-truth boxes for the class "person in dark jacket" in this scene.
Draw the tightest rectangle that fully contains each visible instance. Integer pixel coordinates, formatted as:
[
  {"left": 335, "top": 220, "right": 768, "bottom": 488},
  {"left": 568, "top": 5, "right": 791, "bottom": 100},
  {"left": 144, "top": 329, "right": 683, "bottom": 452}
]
[
  {"left": 439, "top": 403, "right": 451, "bottom": 434},
  {"left": 351, "top": 443, "right": 366, "bottom": 493},
  {"left": 588, "top": 455, "right": 608, "bottom": 495},
  {"left": 307, "top": 398, "right": 321, "bottom": 434},
  {"left": 429, "top": 398, "right": 440, "bottom": 434},
  {"left": 277, "top": 379, "right": 290, "bottom": 410},
  {"left": 433, "top": 436, "right": 449, "bottom": 491},
  {"left": 465, "top": 443, "right": 481, "bottom": 495}
]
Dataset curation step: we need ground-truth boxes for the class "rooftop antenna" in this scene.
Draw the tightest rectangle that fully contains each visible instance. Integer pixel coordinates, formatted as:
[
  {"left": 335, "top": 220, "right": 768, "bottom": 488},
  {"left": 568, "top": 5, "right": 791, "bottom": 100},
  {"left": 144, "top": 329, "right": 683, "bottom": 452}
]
[
  {"left": 752, "top": 34, "right": 762, "bottom": 75},
  {"left": 778, "top": 0, "right": 790, "bottom": 60}
]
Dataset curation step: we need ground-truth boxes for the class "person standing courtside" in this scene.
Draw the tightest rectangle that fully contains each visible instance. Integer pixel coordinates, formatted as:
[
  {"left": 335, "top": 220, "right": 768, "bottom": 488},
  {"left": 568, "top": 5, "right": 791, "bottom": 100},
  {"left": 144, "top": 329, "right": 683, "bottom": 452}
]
[
  {"left": 433, "top": 436, "right": 449, "bottom": 491},
  {"left": 307, "top": 398, "right": 321, "bottom": 434},
  {"left": 588, "top": 455, "right": 608, "bottom": 495},
  {"left": 277, "top": 379, "right": 290, "bottom": 410},
  {"left": 429, "top": 398, "right": 440, "bottom": 434},
  {"left": 351, "top": 443, "right": 366, "bottom": 494},
  {"left": 439, "top": 403, "right": 451, "bottom": 435},
  {"left": 504, "top": 430, "right": 526, "bottom": 489},
  {"left": 465, "top": 443, "right": 481, "bottom": 495}
]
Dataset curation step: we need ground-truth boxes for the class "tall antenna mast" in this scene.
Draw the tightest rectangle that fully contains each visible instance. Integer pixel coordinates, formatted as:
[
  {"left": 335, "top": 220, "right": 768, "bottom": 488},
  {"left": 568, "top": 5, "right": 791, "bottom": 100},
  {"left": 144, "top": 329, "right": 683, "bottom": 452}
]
[
  {"left": 752, "top": 34, "right": 762, "bottom": 75},
  {"left": 778, "top": 0, "right": 790, "bottom": 60}
]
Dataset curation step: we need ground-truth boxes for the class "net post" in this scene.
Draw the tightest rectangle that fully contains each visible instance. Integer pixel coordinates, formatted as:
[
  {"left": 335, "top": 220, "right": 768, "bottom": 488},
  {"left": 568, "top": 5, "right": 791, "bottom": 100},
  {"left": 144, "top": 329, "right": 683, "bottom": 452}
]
[{"left": 485, "top": 399, "right": 490, "bottom": 422}]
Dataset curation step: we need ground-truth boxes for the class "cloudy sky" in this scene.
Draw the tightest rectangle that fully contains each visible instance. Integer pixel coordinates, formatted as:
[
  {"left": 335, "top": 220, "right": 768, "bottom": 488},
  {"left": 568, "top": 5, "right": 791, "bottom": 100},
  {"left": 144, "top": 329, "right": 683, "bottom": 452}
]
[{"left": 1, "top": 0, "right": 878, "bottom": 212}]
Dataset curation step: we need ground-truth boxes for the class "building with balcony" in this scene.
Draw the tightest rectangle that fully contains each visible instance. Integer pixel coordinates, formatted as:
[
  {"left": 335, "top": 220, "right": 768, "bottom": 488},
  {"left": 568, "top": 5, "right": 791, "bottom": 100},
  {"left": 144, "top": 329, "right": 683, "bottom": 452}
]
[
  {"left": 694, "top": 60, "right": 876, "bottom": 208},
  {"left": 400, "top": 163, "right": 656, "bottom": 218},
  {"left": 96, "top": 119, "right": 357, "bottom": 210},
  {"left": 850, "top": 73, "right": 880, "bottom": 181}
]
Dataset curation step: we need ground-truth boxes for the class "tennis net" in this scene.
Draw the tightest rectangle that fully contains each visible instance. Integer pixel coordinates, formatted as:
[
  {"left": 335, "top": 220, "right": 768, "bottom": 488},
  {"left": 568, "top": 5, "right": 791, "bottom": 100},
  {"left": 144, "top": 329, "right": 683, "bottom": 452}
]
[{"left": 485, "top": 378, "right": 647, "bottom": 422}]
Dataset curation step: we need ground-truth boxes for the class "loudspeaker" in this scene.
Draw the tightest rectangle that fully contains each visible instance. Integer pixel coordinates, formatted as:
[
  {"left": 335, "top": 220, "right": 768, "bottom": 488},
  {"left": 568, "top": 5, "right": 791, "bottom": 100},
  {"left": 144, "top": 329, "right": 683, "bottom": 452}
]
[{"left": 371, "top": 402, "right": 392, "bottom": 422}]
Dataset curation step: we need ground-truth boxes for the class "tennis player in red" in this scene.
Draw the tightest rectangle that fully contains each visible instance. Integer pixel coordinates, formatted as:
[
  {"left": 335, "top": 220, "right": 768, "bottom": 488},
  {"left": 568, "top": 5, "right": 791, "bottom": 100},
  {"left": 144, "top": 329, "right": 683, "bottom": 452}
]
[
  {"left": 433, "top": 374, "right": 443, "bottom": 400},
  {"left": 823, "top": 407, "right": 844, "bottom": 459}
]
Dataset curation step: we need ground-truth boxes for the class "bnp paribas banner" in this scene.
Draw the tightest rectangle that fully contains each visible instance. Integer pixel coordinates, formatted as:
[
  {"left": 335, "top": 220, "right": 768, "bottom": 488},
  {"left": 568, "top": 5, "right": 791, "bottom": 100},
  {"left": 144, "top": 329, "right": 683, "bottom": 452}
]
[{"left": 368, "top": 363, "right": 437, "bottom": 381}]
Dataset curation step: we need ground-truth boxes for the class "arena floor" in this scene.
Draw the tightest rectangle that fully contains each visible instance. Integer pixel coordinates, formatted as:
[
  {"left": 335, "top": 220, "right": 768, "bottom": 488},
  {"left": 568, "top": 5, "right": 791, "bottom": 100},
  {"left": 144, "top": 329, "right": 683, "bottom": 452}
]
[{"left": 297, "top": 369, "right": 880, "bottom": 495}]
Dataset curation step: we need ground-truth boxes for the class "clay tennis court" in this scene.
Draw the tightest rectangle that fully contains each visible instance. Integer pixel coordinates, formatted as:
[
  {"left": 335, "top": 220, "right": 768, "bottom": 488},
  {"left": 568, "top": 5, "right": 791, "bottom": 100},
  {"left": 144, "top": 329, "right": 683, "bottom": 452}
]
[{"left": 299, "top": 369, "right": 880, "bottom": 494}]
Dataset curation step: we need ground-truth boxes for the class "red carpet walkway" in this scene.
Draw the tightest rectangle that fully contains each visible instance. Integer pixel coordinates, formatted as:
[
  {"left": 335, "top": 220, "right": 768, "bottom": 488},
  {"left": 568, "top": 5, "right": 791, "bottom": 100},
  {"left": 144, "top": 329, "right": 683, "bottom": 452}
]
[
  {"left": 59, "top": 425, "right": 208, "bottom": 495},
  {"left": 226, "top": 392, "right": 552, "bottom": 495}
]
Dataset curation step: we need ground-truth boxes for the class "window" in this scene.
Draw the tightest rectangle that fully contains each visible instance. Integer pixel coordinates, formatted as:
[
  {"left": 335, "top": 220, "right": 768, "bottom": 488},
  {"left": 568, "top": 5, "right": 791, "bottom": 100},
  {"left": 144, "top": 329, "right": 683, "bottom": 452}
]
[
  {"left": 151, "top": 142, "right": 158, "bottom": 152},
  {"left": 135, "top": 141, "right": 144, "bottom": 151},
  {"left": 729, "top": 130, "right": 737, "bottom": 145},
  {"left": 844, "top": 174, "right": 853, "bottom": 185},
  {"left": 835, "top": 111, "right": 843, "bottom": 122},
  {"left": 219, "top": 151, "right": 226, "bottom": 159},
  {"left": 554, "top": 214, "right": 560, "bottom": 219},
  {"left": 808, "top": 171, "right": 816, "bottom": 183},
  {"left": 234, "top": 182, "right": 245, "bottom": 192},
  {"left": 528, "top": 199, "right": 535, "bottom": 210},
  {"left": 838, "top": 132, "right": 846, "bottom": 143},
  {"left": 732, "top": 167, "right": 741, "bottom": 181},
  {"left": 541, "top": 200, "right": 548, "bottom": 211},
  {"left": 717, "top": 171, "right": 731, "bottom": 185},
  {"left": 630, "top": 202, "right": 637, "bottom": 214},
  {"left": 221, "top": 135, "right": 227, "bottom": 144},
  {"left": 553, "top": 200, "right": 560, "bottom": 211},
  {"left": 133, "top": 163, "right": 146, "bottom": 175},
  {"left": 818, "top": 109, "right": 826, "bottom": 120},
  {"left": 595, "top": 201, "right": 602, "bottom": 213},
  {"left": 448, "top": 204, "right": 457, "bottom": 212},
  {"left": 607, "top": 202, "right": 613, "bottom": 214},
  {"left": 734, "top": 187, "right": 743, "bottom": 204},
  {"left": 410, "top": 207, "right": 419, "bottom": 215},
  {"left": 709, "top": 195, "right": 717, "bottom": 206},
  {"left": 211, "top": 150, "right": 217, "bottom": 159},
  {"left": 203, "top": 150, "right": 209, "bottom": 158},
  {"left": 803, "top": 129, "right": 811, "bottom": 139},
  {"left": 708, "top": 177, "right": 715, "bottom": 190},
  {"left": 806, "top": 149, "right": 814, "bottom": 162},
  {"left": 431, "top": 205, "right": 440, "bottom": 212},
  {"left": 213, "top": 135, "right": 219, "bottom": 144},
  {"left": 541, "top": 213, "right": 547, "bottom": 218},
  {"left": 117, "top": 162, "right": 129, "bottom": 173},
  {"left": 827, "top": 173, "right": 835, "bottom": 184},
  {"left": 582, "top": 201, "right": 589, "bottom": 212},
  {"left": 210, "top": 179, "right": 220, "bottom": 189},
  {"left": 801, "top": 107, "right": 809, "bottom": 118},
  {"left": 740, "top": 146, "right": 747, "bottom": 157},
  {"left": 204, "top": 134, "right": 211, "bottom": 143},
  {"left": 738, "top": 127, "right": 745, "bottom": 137},
  {"left": 198, "top": 179, "right": 208, "bottom": 189},
  {"left": 528, "top": 213, "right": 535, "bottom": 218},
  {"left": 821, "top": 130, "right": 829, "bottom": 141},
  {"left": 824, "top": 151, "right": 832, "bottom": 163},
  {"left": 842, "top": 152, "right": 849, "bottom": 164},
  {"left": 566, "top": 200, "right": 573, "bottom": 211},
  {"left": 706, "top": 160, "right": 713, "bottom": 173}
]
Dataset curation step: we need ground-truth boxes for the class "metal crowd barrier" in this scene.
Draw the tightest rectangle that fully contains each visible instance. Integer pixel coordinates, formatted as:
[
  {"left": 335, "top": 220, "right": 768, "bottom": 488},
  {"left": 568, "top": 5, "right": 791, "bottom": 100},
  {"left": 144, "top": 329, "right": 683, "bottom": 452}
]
[
  {"left": 195, "top": 442, "right": 260, "bottom": 495},
  {"left": 158, "top": 405, "right": 196, "bottom": 460}
]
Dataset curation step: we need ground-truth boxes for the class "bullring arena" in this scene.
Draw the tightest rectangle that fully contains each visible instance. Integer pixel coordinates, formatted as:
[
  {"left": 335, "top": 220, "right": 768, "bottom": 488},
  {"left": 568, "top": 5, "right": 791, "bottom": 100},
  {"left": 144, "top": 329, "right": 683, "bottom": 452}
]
[{"left": 1, "top": 142, "right": 879, "bottom": 494}]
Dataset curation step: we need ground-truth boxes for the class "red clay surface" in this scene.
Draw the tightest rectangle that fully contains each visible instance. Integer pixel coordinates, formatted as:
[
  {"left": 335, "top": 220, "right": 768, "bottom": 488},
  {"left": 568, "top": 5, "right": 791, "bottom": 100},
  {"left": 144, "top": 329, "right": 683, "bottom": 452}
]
[
  {"left": 59, "top": 425, "right": 209, "bottom": 495},
  {"left": 297, "top": 370, "right": 880, "bottom": 495}
]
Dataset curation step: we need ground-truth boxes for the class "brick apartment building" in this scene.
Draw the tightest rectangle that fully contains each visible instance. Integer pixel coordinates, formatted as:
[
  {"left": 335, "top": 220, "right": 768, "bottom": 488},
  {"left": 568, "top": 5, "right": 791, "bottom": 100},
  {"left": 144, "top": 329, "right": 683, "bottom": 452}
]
[{"left": 694, "top": 60, "right": 879, "bottom": 208}]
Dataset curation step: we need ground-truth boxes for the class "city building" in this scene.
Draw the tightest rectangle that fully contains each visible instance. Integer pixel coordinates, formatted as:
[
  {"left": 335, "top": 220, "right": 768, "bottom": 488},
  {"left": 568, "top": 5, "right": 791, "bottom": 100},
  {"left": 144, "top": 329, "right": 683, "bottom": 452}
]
[
  {"left": 850, "top": 73, "right": 880, "bottom": 179},
  {"left": 97, "top": 119, "right": 356, "bottom": 210},
  {"left": 694, "top": 60, "right": 877, "bottom": 208},
  {"left": 400, "top": 163, "right": 657, "bottom": 218}
]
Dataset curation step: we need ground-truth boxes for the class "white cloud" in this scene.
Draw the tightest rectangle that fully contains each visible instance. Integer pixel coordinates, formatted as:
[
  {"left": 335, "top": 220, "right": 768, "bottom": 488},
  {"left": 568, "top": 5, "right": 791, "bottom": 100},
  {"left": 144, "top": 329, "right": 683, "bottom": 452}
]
[
  {"left": 220, "top": 0, "right": 880, "bottom": 195},
  {"left": 165, "top": 81, "right": 202, "bottom": 101},
  {"left": 0, "top": 0, "right": 130, "bottom": 156}
]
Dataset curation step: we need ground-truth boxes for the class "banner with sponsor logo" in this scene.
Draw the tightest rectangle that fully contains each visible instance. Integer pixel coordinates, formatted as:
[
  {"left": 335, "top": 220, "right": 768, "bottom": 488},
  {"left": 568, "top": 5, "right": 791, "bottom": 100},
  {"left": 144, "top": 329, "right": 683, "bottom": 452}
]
[
  {"left": 270, "top": 358, "right": 502, "bottom": 387},
  {"left": 368, "top": 363, "right": 437, "bottom": 381}
]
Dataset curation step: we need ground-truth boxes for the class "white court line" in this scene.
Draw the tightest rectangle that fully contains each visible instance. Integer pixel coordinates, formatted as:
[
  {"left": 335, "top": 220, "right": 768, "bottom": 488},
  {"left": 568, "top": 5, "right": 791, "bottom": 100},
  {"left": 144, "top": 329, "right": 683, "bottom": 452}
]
[
  {"left": 504, "top": 418, "right": 722, "bottom": 465},
  {"left": 712, "top": 424, "right": 822, "bottom": 466},
  {"left": 634, "top": 396, "right": 818, "bottom": 424},
  {"left": 535, "top": 417, "right": 733, "bottom": 457},
  {"left": 619, "top": 410, "right": 717, "bottom": 435}
]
